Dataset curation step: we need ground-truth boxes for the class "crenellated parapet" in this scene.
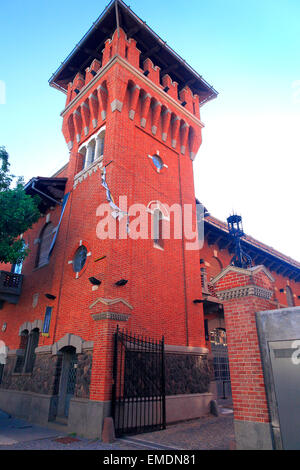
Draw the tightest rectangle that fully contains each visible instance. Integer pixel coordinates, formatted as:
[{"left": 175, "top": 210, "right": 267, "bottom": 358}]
[
  {"left": 65, "top": 28, "right": 202, "bottom": 120},
  {"left": 61, "top": 27, "right": 204, "bottom": 164}
]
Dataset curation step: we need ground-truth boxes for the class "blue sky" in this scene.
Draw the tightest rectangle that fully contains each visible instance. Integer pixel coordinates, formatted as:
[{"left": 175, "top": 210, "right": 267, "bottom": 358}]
[{"left": 0, "top": 0, "right": 299, "bottom": 260}]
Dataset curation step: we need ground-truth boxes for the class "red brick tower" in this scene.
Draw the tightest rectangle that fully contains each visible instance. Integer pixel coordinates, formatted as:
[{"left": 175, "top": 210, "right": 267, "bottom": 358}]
[
  {"left": 53, "top": 2, "right": 217, "bottom": 345},
  {"left": 0, "top": 0, "right": 217, "bottom": 437}
]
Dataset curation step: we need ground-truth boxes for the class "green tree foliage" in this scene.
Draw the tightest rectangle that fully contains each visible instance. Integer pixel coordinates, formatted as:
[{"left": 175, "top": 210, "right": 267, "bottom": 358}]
[{"left": 0, "top": 147, "right": 40, "bottom": 265}]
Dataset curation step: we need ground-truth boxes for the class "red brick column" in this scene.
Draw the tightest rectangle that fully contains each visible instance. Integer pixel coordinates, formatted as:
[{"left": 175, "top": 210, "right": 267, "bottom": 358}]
[
  {"left": 89, "top": 315, "right": 129, "bottom": 403},
  {"left": 211, "top": 265, "right": 276, "bottom": 449}
]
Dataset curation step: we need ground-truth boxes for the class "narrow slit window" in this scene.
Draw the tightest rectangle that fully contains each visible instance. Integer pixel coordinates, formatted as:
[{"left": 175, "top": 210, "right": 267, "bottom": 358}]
[
  {"left": 14, "top": 330, "right": 29, "bottom": 373},
  {"left": 43, "top": 307, "right": 53, "bottom": 335},
  {"left": 25, "top": 328, "right": 40, "bottom": 373},
  {"left": 153, "top": 209, "right": 164, "bottom": 249},
  {"left": 286, "top": 286, "right": 295, "bottom": 307},
  {"left": 36, "top": 223, "right": 54, "bottom": 268}
]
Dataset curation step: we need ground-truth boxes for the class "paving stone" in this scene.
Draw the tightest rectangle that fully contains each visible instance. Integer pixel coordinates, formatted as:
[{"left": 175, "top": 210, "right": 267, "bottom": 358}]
[{"left": 0, "top": 408, "right": 235, "bottom": 450}]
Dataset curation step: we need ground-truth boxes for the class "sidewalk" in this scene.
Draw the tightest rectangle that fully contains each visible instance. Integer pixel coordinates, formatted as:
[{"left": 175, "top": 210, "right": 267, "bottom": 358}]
[
  {"left": 0, "top": 406, "right": 234, "bottom": 450},
  {"left": 120, "top": 406, "right": 235, "bottom": 451},
  {"left": 0, "top": 410, "right": 145, "bottom": 450}
]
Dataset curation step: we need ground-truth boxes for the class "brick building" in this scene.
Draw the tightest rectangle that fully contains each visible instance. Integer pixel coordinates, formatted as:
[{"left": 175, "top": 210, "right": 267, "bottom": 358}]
[
  {"left": 0, "top": 0, "right": 299, "bottom": 439},
  {"left": 199, "top": 211, "right": 300, "bottom": 400}
]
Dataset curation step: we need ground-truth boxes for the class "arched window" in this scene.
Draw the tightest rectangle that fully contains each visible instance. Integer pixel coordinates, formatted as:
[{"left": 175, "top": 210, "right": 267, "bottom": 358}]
[
  {"left": 78, "top": 127, "right": 105, "bottom": 172},
  {"left": 14, "top": 328, "right": 40, "bottom": 373},
  {"left": 24, "top": 328, "right": 40, "bottom": 373},
  {"left": 78, "top": 147, "right": 86, "bottom": 173},
  {"left": 36, "top": 223, "right": 54, "bottom": 268},
  {"left": 286, "top": 286, "right": 295, "bottom": 307},
  {"left": 153, "top": 209, "right": 164, "bottom": 249},
  {"left": 88, "top": 139, "right": 96, "bottom": 166},
  {"left": 209, "top": 257, "right": 223, "bottom": 280},
  {"left": 14, "top": 330, "right": 29, "bottom": 373},
  {"left": 96, "top": 128, "right": 105, "bottom": 159}
]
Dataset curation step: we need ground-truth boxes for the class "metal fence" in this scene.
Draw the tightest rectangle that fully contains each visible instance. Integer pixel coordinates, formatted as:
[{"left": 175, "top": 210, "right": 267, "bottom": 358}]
[{"left": 112, "top": 327, "right": 166, "bottom": 437}]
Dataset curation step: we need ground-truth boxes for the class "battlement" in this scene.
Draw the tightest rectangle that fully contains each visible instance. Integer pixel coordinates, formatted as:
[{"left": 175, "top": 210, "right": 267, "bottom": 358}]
[
  {"left": 62, "top": 30, "right": 204, "bottom": 173},
  {"left": 65, "top": 28, "right": 201, "bottom": 119}
]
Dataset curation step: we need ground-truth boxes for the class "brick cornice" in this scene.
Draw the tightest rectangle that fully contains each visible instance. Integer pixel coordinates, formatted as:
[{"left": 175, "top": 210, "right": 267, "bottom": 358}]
[
  {"left": 92, "top": 312, "right": 130, "bottom": 322},
  {"left": 216, "top": 285, "right": 273, "bottom": 301}
]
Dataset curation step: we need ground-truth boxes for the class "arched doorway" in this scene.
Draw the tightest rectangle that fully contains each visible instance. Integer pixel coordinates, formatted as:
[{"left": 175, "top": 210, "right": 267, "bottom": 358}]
[{"left": 55, "top": 346, "right": 78, "bottom": 421}]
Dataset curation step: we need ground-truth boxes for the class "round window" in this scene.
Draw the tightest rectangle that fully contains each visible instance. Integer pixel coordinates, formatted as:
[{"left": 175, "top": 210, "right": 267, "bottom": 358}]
[
  {"left": 73, "top": 246, "right": 88, "bottom": 273},
  {"left": 151, "top": 154, "right": 164, "bottom": 171}
]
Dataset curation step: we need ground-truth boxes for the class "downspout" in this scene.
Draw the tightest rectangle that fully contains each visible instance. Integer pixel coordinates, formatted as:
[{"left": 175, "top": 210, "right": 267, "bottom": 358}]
[{"left": 51, "top": 187, "right": 74, "bottom": 345}]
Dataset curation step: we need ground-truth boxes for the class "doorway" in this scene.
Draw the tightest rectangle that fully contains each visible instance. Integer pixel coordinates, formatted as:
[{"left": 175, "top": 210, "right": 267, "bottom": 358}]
[
  {"left": 210, "top": 328, "right": 232, "bottom": 401},
  {"left": 56, "top": 346, "right": 78, "bottom": 421}
]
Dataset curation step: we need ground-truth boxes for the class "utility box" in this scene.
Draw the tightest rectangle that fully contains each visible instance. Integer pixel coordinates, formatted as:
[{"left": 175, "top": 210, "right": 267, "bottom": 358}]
[{"left": 256, "top": 307, "right": 300, "bottom": 450}]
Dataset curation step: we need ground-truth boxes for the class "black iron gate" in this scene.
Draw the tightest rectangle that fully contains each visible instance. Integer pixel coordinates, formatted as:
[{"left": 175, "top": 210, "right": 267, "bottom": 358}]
[
  {"left": 65, "top": 353, "right": 78, "bottom": 418},
  {"left": 210, "top": 328, "right": 232, "bottom": 400},
  {"left": 211, "top": 343, "right": 231, "bottom": 399},
  {"left": 112, "top": 327, "right": 166, "bottom": 437}
]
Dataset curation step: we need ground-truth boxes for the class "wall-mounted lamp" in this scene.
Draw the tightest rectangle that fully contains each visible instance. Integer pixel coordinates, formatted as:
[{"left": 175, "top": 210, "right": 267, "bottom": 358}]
[
  {"left": 89, "top": 277, "right": 102, "bottom": 286},
  {"left": 45, "top": 293, "right": 56, "bottom": 300},
  {"left": 115, "top": 279, "right": 128, "bottom": 286},
  {"left": 193, "top": 299, "right": 203, "bottom": 304}
]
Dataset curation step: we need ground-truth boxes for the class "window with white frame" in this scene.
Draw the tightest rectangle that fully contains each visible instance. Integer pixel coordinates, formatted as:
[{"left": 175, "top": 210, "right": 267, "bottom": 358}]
[
  {"left": 147, "top": 201, "right": 169, "bottom": 250},
  {"left": 78, "top": 127, "right": 105, "bottom": 174}
]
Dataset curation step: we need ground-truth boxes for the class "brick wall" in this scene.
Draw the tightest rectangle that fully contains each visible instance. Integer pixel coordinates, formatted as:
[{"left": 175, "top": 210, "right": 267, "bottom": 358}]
[{"left": 212, "top": 266, "right": 275, "bottom": 425}]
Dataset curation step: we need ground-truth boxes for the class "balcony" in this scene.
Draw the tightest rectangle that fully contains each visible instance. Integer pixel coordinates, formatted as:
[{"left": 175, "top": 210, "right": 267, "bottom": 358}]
[{"left": 0, "top": 271, "right": 23, "bottom": 305}]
